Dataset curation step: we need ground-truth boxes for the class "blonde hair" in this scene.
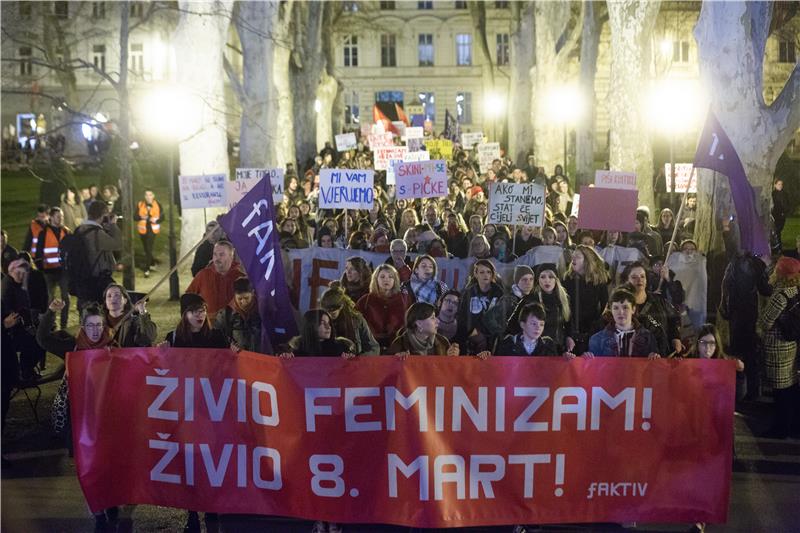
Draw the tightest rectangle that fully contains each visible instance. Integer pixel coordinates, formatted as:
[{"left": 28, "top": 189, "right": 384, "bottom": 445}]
[
  {"left": 369, "top": 264, "right": 401, "bottom": 296},
  {"left": 567, "top": 244, "right": 610, "bottom": 285},
  {"left": 533, "top": 268, "right": 571, "bottom": 322}
]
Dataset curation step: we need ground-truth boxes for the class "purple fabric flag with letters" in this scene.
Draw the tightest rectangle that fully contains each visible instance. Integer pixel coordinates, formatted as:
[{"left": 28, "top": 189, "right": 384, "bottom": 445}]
[
  {"left": 693, "top": 111, "right": 770, "bottom": 257},
  {"left": 220, "top": 176, "right": 297, "bottom": 354}
]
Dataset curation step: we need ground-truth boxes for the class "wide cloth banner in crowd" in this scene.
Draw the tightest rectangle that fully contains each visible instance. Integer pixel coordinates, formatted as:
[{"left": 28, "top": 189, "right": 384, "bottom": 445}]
[{"left": 69, "top": 349, "right": 734, "bottom": 527}]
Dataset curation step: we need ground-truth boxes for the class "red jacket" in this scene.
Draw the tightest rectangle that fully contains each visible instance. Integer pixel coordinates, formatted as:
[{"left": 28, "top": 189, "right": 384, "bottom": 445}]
[
  {"left": 186, "top": 261, "right": 244, "bottom": 321},
  {"left": 356, "top": 291, "right": 410, "bottom": 351}
]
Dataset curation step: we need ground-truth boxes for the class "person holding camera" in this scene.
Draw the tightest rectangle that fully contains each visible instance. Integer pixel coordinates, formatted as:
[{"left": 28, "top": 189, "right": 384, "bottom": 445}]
[{"left": 74, "top": 201, "right": 123, "bottom": 310}]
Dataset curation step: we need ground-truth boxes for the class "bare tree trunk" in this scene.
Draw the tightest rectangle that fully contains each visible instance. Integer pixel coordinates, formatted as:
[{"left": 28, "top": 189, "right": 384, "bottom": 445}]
[
  {"left": 508, "top": 1, "right": 534, "bottom": 167},
  {"left": 322, "top": 2, "right": 344, "bottom": 138},
  {"left": 273, "top": 8, "right": 295, "bottom": 170},
  {"left": 173, "top": 0, "right": 233, "bottom": 262},
  {"left": 694, "top": 1, "right": 800, "bottom": 254},
  {"left": 575, "top": 1, "right": 603, "bottom": 188},
  {"left": 316, "top": 72, "right": 337, "bottom": 150},
  {"left": 291, "top": 1, "right": 325, "bottom": 172},
  {"left": 469, "top": 1, "right": 496, "bottom": 138},
  {"left": 117, "top": 1, "right": 135, "bottom": 289},
  {"left": 607, "top": 0, "right": 660, "bottom": 210}
]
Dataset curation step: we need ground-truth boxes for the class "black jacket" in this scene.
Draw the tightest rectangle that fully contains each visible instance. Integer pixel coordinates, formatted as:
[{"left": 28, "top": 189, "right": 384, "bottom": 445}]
[{"left": 494, "top": 335, "right": 559, "bottom": 356}]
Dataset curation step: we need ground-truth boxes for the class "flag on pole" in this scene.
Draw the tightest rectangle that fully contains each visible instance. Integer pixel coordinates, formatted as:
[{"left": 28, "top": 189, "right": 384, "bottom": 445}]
[
  {"left": 394, "top": 103, "right": 410, "bottom": 126},
  {"left": 219, "top": 176, "right": 298, "bottom": 353},
  {"left": 373, "top": 104, "right": 399, "bottom": 135},
  {"left": 692, "top": 110, "right": 770, "bottom": 257}
]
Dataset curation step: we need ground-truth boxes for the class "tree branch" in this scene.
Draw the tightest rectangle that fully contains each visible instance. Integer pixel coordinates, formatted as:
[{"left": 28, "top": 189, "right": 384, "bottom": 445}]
[
  {"left": 222, "top": 54, "right": 246, "bottom": 106},
  {"left": 770, "top": 62, "right": 800, "bottom": 150},
  {"left": 555, "top": 1, "right": 584, "bottom": 67}
]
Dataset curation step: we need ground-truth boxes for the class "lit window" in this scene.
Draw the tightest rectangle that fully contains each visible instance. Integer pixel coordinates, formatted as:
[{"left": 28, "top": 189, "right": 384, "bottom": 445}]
[
  {"left": 418, "top": 34, "right": 434, "bottom": 66},
  {"left": 456, "top": 34, "right": 472, "bottom": 66},
  {"left": 130, "top": 43, "right": 144, "bottom": 74},
  {"left": 418, "top": 92, "right": 435, "bottom": 123},
  {"left": 418, "top": 1, "right": 433, "bottom": 9},
  {"left": 343, "top": 35, "right": 358, "bottom": 67}
]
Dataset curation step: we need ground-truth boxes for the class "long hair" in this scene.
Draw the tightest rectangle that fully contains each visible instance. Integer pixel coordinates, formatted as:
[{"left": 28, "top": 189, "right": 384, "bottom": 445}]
[
  {"left": 102, "top": 282, "right": 133, "bottom": 316},
  {"left": 175, "top": 304, "right": 212, "bottom": 345},
  {"left": 298, "top": 309, "right": 332, "bottom": 355},
  {"left": 567, "top": 245, "right": 610, "bottom": 285},
  {"left": 533, "top": 268, "right": 571, "bottom": 322},
  {"left": 691, "top": 323, "right": 727, "bottom": 359},
  {"left": 340, "top": 256, "right": 372, "bottom": 293},
  {"left": 369, "top": 264, "right": 400, "bottom": 296},
  {"left": 320, "top": 281, "right": 361, "bottom": 340}
]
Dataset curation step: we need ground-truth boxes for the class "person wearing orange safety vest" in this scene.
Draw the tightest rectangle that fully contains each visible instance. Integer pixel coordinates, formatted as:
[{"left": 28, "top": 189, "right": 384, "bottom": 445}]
[
  {"left": 22, "top": 204, "right": 49, "bottom": 270},
  {"left": 42, "top": 207, "right": 71, "bottom": 328},
  {"left": 137, "top": 189, "right": 162, "bottom": 278}
]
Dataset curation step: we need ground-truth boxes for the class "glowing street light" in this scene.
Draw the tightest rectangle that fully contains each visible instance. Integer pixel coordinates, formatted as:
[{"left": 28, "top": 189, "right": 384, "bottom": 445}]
[
  {"left": 543, "top": 84, "right": 584, "bottom": 174},
  {"left": 660, "top": 39, "right": 673, "bottom": 59},
  {"left": 483, "top": 91, "right": 505, "bottom": 119}
]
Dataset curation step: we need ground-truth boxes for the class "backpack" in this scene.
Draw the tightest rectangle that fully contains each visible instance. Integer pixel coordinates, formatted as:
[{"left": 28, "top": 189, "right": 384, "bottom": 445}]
[
  {"left": 60, "top": 226, "right": 101, "bottom": 298},
  {"left": 775, "top": 293, "right": 800, "bottom": 342}
]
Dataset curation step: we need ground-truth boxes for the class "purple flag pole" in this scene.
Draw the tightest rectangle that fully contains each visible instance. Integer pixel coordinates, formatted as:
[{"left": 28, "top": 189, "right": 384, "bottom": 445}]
[
  {"left": 692, "top": 110, "right": 770, "bottom": 258},
  {"left": 219, "top": 176, "right": 298, "bottom": 354}
]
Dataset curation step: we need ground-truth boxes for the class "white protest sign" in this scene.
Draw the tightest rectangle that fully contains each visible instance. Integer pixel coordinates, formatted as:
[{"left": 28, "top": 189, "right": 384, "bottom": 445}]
[
  {"left": 229, "top": 168, "right": 284, "bottom": 209},
  {"left": 403, "top": 127, "right": 424, "bottom": 140},
  {"left": 570, "top": 193, "right": 580, "bottom": 217},
  {"left": 318, "top": 168, "right": 374, "bottom": 209},
  {"left": 406, "top": 138, "right": 424, "bottom": 152},
  {"left": 391, "top": 121, "right": 406, "bottom": 138},
  {"left": 664, "top": 163, "right": 698, "bottom": 193},
  {"left": 394, "top": 160, "right": 448, "bottom": 200},
  {"left": 368, "top": 132, "right": 393, "bottom": 148},
  {"left": 477, "top": 142, "right": 501, "bottom": 172},
  {"left": 403, "top": 150, "right": 430, "bottom": 162},
  {"left": 487, "top": 182, "right": 546, "bottom": 226},
  {"left": 335, "top": 132, "right": 357, "bottom": 152},
  {"left": 595, "top": 170, "right": 637, "bottom": 190},
  {"left": 374, "top": 145, "right": 408, "bottom": 170},
  {"left": 178, "top": 174, "right": 227, "bottom": 209},
  {"left": 386, "top": 158, "right": 403, "bottom": 185},
  {"left": 462, "top": 132, "right": 484, "bottom": 148}
]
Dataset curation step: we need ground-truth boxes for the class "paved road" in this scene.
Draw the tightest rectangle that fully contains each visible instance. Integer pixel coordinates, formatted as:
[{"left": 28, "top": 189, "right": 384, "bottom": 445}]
[{"left": 2, "top": 386, "right": 798, "bottom": 532}]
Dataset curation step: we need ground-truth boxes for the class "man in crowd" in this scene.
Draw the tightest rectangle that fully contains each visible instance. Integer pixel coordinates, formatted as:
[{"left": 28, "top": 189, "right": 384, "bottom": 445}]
[
  {"left": 41, "top": 207, "right": 71, "bottom": 328},
  {"left": 74, "top": 201, "right": 123, "bottom": 310},
  {"left": 186, "top": 240, "right": 243, "bottom": 321},
  {"left": 137, "top": 189, "right": 162, "bottom": 278},
  {"left": 22, "top": 204, "right": 49, "bottom": 270}
]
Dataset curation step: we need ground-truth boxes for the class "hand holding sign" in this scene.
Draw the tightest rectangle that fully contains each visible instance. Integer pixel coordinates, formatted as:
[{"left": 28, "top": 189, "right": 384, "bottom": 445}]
[{"left": 394, "top": 160, "right": 448, "bottom": 200}]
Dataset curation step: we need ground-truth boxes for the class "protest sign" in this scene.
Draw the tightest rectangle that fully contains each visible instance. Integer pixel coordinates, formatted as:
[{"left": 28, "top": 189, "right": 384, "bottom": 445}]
[
  {"left": 386, "top": 158, "right": 402, "bottom": 185},
  {"left": 368, "top": 132, "right": 394, "bottom": 148},
  {"left": 220, "top": 175, "right": 297, "bottom": 352},
  {"left": 577, "top": 186, "right": 638, "bottom": 232},
  {"left": 229, "top": 168, "right": 284, "bottom": 208},
  {"left": 178, "top": 174, "right": 227, "bottom": 209},
  {"left": 570, "top": 193, "right": 580, "bottom": 217},
  {"left": 70, "top": 350, "right": 734, "bottom": 528},
  {"left": 404, "top": 127, "right": 424, "bottom": 140},
  {"left": 318, "top": 168, "right": 374, "bottom": 209},
  {"left": 487, "top": 182, "right": 546, "bottom": 226},
  {"left": 595, "top": 170, "right": 637, "bottom": 190},
  {"left": 406, "top": 138, "right": 424, "bottom": 152},
  {"left": 424, "top": 139, "right": 454, "bottom": 160},
  {"left": 374, "top": 146, "right": 408, "bottom": 170},
  {"left": 462, "top": 131, "right": 484, "bottom": 148},
  {"left": 478, "top": 142, "right": 501, "bottom": 172},
  {"left": 394, "top": 160, "right": 448, "bottom": 200},
  {"left": 335, "top": 133, "right": 357, "bottom": 152},
  {"left": 664, "top": 163, "right": 698, "bottom": 193},
  {"left": 403, "top": 150, "right": 430, "bottom": 162}
]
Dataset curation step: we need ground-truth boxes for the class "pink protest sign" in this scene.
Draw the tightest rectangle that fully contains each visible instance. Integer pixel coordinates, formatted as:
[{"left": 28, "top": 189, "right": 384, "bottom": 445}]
[{"left": 577, "top": 186, "right": 638, "bottom": 232}]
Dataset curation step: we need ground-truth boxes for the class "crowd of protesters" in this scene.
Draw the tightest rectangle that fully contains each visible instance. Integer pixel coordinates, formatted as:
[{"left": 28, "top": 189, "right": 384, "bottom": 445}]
[{"left": 1, "top": 132, "right": 799, "bottom": 532}]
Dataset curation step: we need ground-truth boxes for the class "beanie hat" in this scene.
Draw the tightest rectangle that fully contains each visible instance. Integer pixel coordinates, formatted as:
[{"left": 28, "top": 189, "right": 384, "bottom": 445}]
[
  {"left": 534, "top": 262, "right": 558, "bottom": 278},
  {"left": 513, "top": 265, "right": 534, "bottom": 285},
  {"left": 233, "top": 277, "right": 253, "bottom": 293},
  {"left": 180, "top": 293, "right": 206, "bottom": 315},
  {"left": 775, "top": 256, "right": 800, "bottom": 279}
]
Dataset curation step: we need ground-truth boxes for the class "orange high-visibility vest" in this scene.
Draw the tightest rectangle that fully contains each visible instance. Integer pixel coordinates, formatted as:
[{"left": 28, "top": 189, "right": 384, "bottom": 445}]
[
  {"left": 137, "top": 201, "right": 161, "bottom": 235},
  {"left": 42, "top": 225, "right": 69, "bottom": 269},
  {"left": 28, "top": 220, "right": 45, "bottom": 255}
]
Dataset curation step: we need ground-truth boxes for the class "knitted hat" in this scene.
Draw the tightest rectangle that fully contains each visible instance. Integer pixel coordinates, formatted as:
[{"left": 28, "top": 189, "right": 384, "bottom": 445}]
[
  {"left": 233, "top": 277, "right": 253, "bottom": 293},
  {"left": 775, "top": 256, "right": 800, "bottom": 279},
  {"left": 180, "top": 293, "right": 206, "bottom": 315},
  {"left": 534, "top": 262, "right": 558, "bottom": 278},
  {"left": 513, "top": 265, "right": 534, "bottom": 285}
]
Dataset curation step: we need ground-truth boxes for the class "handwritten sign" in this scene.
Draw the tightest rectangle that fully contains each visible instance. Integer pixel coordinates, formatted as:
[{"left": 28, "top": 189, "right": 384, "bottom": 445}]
[
  {"left": 178, "top": 174, "right": 227, "bottom": 209},
  {"left": 228, "top": 168, "right": 284, "bottom": 208},
  {"left": 487, "top": 182, "right": 546, "bottom": 226},
  {"left": 394, "top": 160, "right": 448, "bottom": 200},
  {"left": 335, "top": 133, "right": 357, "bottom": 152},
  {"left": 424, "top": 139, "right": 454, "bottom": 160},
  {"left": 595, "top": 170, "right": 637, "bottom": 190},
  {"left": 368, "top": 132, "right": 394, "bottom": 148},
  {"left": 319, "top": 168, "right": 374, "bottom": 209},
  {"left": 403, "top": 127, "right": 424, "bottom": 140},
  {"left": 403, "top": 150, "right": 430, "bottom": 162},
  {"left": 570, "top": 193, "right": 580, "bottom": 217},
  {"left": 406, "top": 138, "right": 424, "bottom": 152},
  {"left": 664, "top": 164, "right": 698, "bottom": 193},
  {"left": 374, "top": 145, "right": 408, "bottom": 170},
  {"left": 577, "top": 186, "right": 638, "bottom": 232},
  {"left": 462, "top": 131, "right": 484, "bottom": 148},
  {"left": 477, "top": 142, "right": 501, "bottom": 172}
]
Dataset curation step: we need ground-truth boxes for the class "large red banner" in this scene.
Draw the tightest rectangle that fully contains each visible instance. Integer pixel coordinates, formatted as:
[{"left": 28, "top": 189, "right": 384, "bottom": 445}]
[{"left": 68, "top": 349, "right": 734, "bottom": 527}]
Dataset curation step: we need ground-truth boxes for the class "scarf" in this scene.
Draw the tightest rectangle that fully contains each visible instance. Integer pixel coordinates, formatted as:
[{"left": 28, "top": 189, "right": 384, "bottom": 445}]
[
  {"left": 75, "top": 327, "right": 116, "bottom": 350},
  {"left": 231, "top": 297, "right": 256, "bottom": 319},
  {"left": 410, "top": 274, "right": 439, "bottom": 304},
  {"left": 406, "top": 330, "right": 435, "bottom": 356}
]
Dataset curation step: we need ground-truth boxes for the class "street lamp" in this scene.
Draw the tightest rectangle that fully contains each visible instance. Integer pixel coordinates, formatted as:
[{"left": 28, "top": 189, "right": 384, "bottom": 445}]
[
  {"left": 137, "top": 85, "right": 199, "bottom": 300},
  {"left": 544, "top": 84, "right": 583, "bottom": 178},
  {"left": 483, "top": 91, "right": 505, "bottom": 142},
  {"left": 647, "top": 78, "right": 707, "bottom": 209}
]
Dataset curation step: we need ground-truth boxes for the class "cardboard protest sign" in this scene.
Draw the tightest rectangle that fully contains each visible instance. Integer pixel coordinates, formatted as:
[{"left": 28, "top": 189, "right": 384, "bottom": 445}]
[
  {"left": 335, "top": 133, "right": 357, "bottom": 152},
  {"left": 577, "top": 186, "right": 638, "bottom": 232},
  {"left": 462, "top": 131, "right": 484, "bottom": 148},
  {"left": 229, "top": 168, "right": 284, "bottom": 208},
  {"left": 71, "top": 349, "right": 734, "bottom": 528},
  {"left": 487, "top": 182, "right": 546, "bottom": 226},
  {"left": 368, "top": 132, "right": 394, "bottom": 148},
  {"left": 318, "top": 168, "right": 374, "bottom": 209},
  {"left": 570, "top": 193, "right": 580, "bottom": 217},
  {"left": 403, "top": 150, "right": 430, "bottom": 162},
  {"left": 178, "top": 174, "right": 227, "bottom": 209},
  {"left": 374, "top": 146, "right": 408, "bottom": 170},
  {"left": 664, "top": 163, "right": 698, "bottom": 193},
  {"left": 478, "top": 142, "right": 501, "bottom": 172},
  {"left": 595, "top": 170, "right": 637, "bottom": 190},
  {"left": 424, "top": 139, "right": 454, "bottom": 160},
  {"left": 394, "top": 160, "right": 448, "bottom": 200},
  {"left": 403, "top": 127, "right": 424, "bottom": 140}
]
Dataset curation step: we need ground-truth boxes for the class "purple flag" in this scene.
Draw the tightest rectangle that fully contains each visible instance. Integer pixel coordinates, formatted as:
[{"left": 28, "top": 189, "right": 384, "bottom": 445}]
[
  {"left": 693, "top": 111, "right": 770, "bottom": 257},
  {"left": 219, "top": 176, "right": 297, "bottom": 354}
]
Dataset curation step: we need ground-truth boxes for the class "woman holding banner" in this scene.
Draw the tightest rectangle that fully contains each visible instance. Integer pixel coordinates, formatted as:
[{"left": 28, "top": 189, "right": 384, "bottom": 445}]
[
  {"left": 388, "top": 302, "right": 459, "bottom": 357},
  {"left": 356, "top": 265, "right": 410, "bottom": 353},
  {"left": 320, "top": 282, "right": 380, "bottom": 356},
  {"left": 456, "top": 259, "right": 505, "bottom": 354}
]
